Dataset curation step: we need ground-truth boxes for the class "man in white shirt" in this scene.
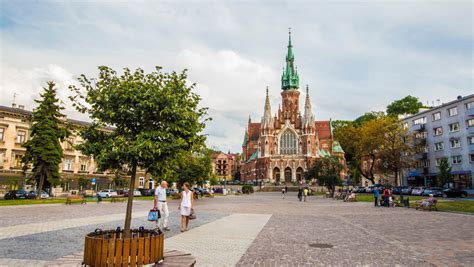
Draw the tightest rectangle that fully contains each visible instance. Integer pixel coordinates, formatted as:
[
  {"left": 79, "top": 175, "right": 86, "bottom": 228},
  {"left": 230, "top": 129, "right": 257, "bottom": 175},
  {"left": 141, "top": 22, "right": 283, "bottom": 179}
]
[{"left": 154, "top": 181, "right": 169, "bottom": 231}]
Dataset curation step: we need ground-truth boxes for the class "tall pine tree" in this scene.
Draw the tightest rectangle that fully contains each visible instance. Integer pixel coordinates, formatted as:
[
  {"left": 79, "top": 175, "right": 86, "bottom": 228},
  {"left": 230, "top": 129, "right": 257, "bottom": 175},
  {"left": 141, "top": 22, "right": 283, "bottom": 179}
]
[{"left": 22, "top": 82, "right": 69, "bottom": 197}]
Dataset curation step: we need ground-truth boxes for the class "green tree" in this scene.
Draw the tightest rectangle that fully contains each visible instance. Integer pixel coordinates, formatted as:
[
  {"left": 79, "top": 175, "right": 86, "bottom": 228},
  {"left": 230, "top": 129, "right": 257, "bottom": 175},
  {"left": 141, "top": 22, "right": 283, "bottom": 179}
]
[
  {"left": 378, "top": 117, "right": 415, "bottom": 186},
  {"left": 22, "top": 82, "right": 69, "bottom": 197},
  {"left": 386, "top": 95, "right": 423, "bottom": 116},
  {"left": 437, "top": 157, "right": 452, "bottom": 188},
  {"left": 78, "top": 177, "right": 89, "bottom": 192},
  {"left": 69, "top": 66, "right": 208, "bottom": 236},
  {"left": 353, "top": 111, "right": 385, "bottom": 126},
  {"left": 306, "top": 155, "right": 344, "bottom": 196}
]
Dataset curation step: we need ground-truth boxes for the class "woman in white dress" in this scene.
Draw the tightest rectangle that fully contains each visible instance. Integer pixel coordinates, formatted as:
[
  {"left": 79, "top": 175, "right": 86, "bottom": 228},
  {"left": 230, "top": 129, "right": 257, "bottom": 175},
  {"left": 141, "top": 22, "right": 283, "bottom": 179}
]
[{"left": 179, "top": 182, "right": 194, "bottom": 232}]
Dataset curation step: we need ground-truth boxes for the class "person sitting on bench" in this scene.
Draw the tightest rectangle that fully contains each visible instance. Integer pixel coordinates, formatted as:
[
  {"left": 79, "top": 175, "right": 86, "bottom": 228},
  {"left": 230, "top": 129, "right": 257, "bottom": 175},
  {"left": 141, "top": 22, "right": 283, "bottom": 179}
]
[{"left": 418, "top": 194, "right": 435, "bottom": 209}]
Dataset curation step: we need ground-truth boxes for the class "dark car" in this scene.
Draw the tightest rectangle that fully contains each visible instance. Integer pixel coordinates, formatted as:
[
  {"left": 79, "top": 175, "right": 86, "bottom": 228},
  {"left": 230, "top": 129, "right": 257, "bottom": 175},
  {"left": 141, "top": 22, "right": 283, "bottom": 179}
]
[
  {"left": 4, "top": 189, "right": 28, "bottom": 200},
  {"left": 423, "top": 187, "right": 443, "bottom": 197},
  {"left": 442, "top": 188, "right": 468, "bottom": 198},
  {"left": 392, "top": 187, "right": 402, "bottom": 195},
  {"left": 138, "top": 188, "right": 154, "bottom": 196}
]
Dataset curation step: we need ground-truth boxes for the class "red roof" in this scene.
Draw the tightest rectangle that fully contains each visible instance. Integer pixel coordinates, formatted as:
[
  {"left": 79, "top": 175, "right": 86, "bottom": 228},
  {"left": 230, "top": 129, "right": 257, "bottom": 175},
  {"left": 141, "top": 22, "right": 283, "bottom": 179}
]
[{"left": 315, "top": 120, "right": 332, "bottom": 139}]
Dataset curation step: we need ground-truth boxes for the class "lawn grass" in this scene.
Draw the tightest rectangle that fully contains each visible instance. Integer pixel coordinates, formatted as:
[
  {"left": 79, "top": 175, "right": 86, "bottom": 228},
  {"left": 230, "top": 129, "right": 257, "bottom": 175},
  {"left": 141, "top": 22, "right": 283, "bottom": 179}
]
[
  {"left": 0, "top": 197, "right": 114, "bottom": 206},
  {"left": 354, "top": 193, "right": 474, "bottom": 214}
]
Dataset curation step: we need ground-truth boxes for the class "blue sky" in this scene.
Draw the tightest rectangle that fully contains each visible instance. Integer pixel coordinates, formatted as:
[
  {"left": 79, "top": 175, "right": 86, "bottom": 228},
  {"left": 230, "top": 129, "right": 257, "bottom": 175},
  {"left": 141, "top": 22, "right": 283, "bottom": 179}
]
[{"left": 0, "top": 0, "right": 472, "bottom": 152}]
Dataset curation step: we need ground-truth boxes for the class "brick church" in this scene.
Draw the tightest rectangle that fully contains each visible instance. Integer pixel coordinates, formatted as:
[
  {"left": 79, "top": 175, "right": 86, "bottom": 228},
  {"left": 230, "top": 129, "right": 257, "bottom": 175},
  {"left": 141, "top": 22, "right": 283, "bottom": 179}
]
[{"left": 241, "top": 32, "right": 346, "bottom": 183}]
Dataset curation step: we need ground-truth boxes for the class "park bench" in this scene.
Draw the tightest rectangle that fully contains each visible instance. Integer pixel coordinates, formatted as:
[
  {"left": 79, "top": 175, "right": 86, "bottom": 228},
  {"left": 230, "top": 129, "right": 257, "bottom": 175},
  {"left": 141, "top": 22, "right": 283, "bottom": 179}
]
[
  {"left": 110, "top": 195, "right": 126, "bottom": 203},
  {"left": 66, "top": 195, "right": 86, "bottom": 205},
  {"left": 416, "top": 199, "right": 438, "bottom": 211}
]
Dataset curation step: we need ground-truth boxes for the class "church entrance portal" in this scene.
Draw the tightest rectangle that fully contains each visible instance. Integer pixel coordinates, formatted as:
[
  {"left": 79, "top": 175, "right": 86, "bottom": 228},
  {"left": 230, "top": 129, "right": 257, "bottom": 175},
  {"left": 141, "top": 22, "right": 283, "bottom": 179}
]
[{"left": 284, "top": 167, "right": 292, "bottom": 182}]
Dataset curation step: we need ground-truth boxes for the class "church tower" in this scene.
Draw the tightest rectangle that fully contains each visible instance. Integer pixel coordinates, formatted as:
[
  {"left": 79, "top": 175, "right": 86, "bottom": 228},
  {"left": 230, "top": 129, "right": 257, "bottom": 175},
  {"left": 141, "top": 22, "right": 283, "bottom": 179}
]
[{"left": 280, "top": 30, "right": 300, "bottom": 124}]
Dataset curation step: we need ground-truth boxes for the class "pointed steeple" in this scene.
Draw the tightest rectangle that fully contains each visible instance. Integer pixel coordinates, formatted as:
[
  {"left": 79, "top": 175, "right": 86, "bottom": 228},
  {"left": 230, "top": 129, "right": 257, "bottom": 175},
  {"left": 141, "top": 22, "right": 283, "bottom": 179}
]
[
  {"left": 303, "top": 85, "right": 315, "bottom": 127},
  {"left": 262, "top": 86, "right": 273, "bottom": 129},
  {"left": 281, "top": 28, "right": 300, "bottom": 90}
]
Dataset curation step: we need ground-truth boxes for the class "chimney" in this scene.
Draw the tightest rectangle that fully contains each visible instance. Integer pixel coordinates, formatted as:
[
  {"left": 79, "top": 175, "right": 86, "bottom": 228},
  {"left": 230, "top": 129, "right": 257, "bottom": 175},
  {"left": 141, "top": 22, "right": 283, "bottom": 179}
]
[
  {"left": 457, "top": 95, "right": 462, "bottom": 100},
  {"left": 12, "top": 103, "right": 17, "bottom": 108},
  {"left": 18, "top": 105, "right": 25, "bottom": 109}
]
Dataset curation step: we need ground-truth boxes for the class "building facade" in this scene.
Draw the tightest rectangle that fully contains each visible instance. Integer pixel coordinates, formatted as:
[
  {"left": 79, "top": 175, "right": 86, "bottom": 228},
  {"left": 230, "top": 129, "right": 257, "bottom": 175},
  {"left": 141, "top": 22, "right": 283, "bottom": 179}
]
[
  {"left": 0, "top": 105, "right": 155, "bottom": 192},
  {"left": 211, "top": 151, "right": 240, "bottom": 181},
  {"left": 400, "top": 95, "right": 474, "bottom": 189},
  {"left": 240, "top": 33, "right": 345, "bottom": 182}
]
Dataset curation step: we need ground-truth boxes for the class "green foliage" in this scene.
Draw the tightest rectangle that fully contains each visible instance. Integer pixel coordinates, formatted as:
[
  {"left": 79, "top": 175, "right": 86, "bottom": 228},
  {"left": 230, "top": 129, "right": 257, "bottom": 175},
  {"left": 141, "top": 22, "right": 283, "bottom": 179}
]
[
  {"left": 242, "top": 184, "right": 254, "bottom": 194},
  {"left": 353, "top": 111, "right": 385, "bottom": 126},
  {"left": 209, "top": 175, "right": 219, "bottom": 186},
  {"left": 78, "top": 177, "right": 89, "bottom": 190},
  {"left": 22, "top": 82, "right": 70, "bottom": 195},
  {"left": 437, "top": 157, "right": 452, "bottom": 187},
  {"left": 69, "top": 66, "right": 209, "bottom": 234},
  {"left": 170, "top": 149, "right": 213, "bottom": 187},
  {"left": 386, "top": 95, "right": 423, "bottom": 116},
  {"left": 306, "top": 155, "right": 344, "bottom": 195},
  {"left": 331, "top": 120, "right": 353, "bottom": 131}
]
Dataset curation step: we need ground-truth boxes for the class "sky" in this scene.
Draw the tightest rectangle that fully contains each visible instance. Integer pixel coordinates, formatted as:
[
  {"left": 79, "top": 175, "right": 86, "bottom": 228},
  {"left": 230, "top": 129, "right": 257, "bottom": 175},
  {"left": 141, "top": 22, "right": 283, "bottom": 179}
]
[{"left": 0, "top": 0, "right": 472, "bottom": 152}]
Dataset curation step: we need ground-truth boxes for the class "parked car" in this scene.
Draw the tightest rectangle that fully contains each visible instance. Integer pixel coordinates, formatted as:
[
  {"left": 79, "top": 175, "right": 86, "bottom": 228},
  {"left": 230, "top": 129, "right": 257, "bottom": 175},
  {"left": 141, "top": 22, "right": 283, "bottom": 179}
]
[
  {"left": 401, "top": 186, "right": 413, "bottom": 195},
  {"left": 96, "top": 189, "right": 118, "bottom": 198},
  {"left": 138, "top": 188, "right": 154, "bottom": 196},
  {"left": 442, "top": 188, "right": 468, "bottom": 198},
  {"left": 365, "top": 186, "right": 374, "bottom": 193},
  {"left": 166, "top": 188, "right": 179, "bottom": 195},
  {"left": 422, "top": 187, "right": 443, "bottom": 197},
  {"left": 357, "top": 186, "right": 368, "bottom": 193},
  {"left": 27, "top": 190, "right": 49, "bottom": 199},
  {"left": 411, "top": 187, "right": 425, "bottom": 196},
  {"left": 392, "top": 187, "right": 402, "bottom": 195}
]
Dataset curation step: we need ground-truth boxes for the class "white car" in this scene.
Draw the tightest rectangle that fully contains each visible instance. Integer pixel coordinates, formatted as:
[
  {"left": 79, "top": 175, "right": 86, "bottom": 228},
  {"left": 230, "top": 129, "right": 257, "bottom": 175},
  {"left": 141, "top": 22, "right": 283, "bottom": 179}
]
[
  {"left": 133, "top": 190, "right": 142, "bottom": 197},
  {"left": 97, "top": 189, "right": 118, "bottom": 198}
]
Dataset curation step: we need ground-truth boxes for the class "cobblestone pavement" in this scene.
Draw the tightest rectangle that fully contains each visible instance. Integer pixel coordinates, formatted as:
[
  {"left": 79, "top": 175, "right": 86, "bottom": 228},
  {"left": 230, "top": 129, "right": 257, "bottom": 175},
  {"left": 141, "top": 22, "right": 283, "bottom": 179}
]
[{"left": 1, "top": 193, "right": 474, "bottom": 266}]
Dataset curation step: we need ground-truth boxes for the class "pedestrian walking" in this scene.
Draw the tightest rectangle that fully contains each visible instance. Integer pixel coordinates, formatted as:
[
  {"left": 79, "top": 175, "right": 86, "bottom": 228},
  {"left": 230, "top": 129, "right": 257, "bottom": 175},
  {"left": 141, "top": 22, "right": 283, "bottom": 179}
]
[
  {"left": 154, "top": 181, "right": 169, "bottom": 231},
  {"left": 282, "top": 188, "right": 285, "bottom": 199},
  {"left": 382, "top": 187, "right": 390, "bottom": 207},
  {"left": 373, "top": 188, "right": 379, "bottom": 207},
  {"left": 303, "top": 187, "right": 308, "bottom": 202},
  {"left": 298, "top": 187, "right": 303, "bottom": 202},
  {"left": 179, "top": 182, "right": 194, "bottom": 232},
  {"left": 285, "top": 186, "right": 288, "bottom": 194}
]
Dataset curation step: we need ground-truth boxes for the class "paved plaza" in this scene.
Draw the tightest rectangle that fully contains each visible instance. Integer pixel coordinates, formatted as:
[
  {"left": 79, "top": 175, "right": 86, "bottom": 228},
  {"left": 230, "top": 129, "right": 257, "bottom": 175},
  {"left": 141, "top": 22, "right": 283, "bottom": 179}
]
[{"left": 0, "top": 192, "right": 473, "bottom": 266}]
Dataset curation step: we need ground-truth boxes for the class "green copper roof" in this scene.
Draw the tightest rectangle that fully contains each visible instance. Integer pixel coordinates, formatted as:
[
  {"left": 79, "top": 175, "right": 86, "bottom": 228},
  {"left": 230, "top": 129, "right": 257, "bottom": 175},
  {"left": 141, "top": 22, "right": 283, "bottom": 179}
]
[
  {"left": 332, "top": 141, "right": 344, "bottom": 153},
  {"left": 247, "top": 150, "right": 258, "bottom": 162},
  {"left": 281, "top": 31, "right": 299, "bottom": 90},
  {"left": 242, "top": 130, "right": 248, "bottom": 147}
]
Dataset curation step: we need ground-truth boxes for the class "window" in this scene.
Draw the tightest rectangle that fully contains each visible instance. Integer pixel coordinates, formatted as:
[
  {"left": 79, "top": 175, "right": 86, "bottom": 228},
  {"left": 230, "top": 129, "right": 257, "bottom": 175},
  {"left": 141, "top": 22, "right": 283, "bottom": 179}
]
[
  {"left": 280, "top": 129, "right": 297, "bottom": 155},
  {"left": 417, "top": 160, "right": 430, "bottom": 168},
  {"left": 434, "top": 127, "right": 443, "bottom": 136},
  {"left": 449, "top": 122, "right": 460, "bottom": 132},
  {"left": 465, "top": 101, "right": 474, "bottom": 110},
  {"left": 451, "top": 155, "right": 462, "bottom": 164},
  {"left": 0, "top": 127, "right": 4, "bottom": 141},
  {"left": 432, "top": 112, "right": 441, "bottom": 121},
  {"left": 413, "top": 117, "right": 426, "bottom": 125},
  {"left": 65, "top": 138, "right": 74, "bottom": 150},
  {"left": 448, "top": 107, "right": 458, "bottom": 117},
  {"left": 435, "top": 158, "right": 443, "bottom": 166},
  {"left": 470, "top": 154, "right": 474, "bottom": 162},
  {"left": 16, "top": 130, "right": 27, "bottom": 144},
  {"left": 450, "top": 138, "right": 461, "bottom": 148},
  {"left": 0, "top": 151, "right": 4, "bottom": 168},
  {"left": 138, "top": 177, "right": 145, "bottom": 188},
  {"left": 417, "top": 146, "right": 429, "bottom": 153},
  {"left": 434, "top": 142, "right": 444, "bottom": 151},
  {"left": 12, "top": 153, "right": 23, "bottom": 168},
  {"left": 467, "top": 119, "right": 474, "bottom": 128},
  {"left": 468, "top": 136, "right": 474, "bottom": 145},
  {"left": 63, "top": 158, "right": 73, "bottom": 171},
  {"left": 415, "top": 131, "right": 427, "bottom": 139},
  {"left": 402, "top": 122, "right": 408, "bottom": 130},
  {"left": 80, "top": 158, "right": 88, "bottom": 172}
]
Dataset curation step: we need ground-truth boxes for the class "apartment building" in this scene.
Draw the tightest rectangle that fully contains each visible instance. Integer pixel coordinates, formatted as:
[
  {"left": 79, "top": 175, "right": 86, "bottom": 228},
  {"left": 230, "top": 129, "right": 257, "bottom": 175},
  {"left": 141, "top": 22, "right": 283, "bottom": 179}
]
[
  {"left": 400, "top": 95, "right": 474, "bottom": 190},
  {"left": 0, "top": 105, "right": 154, "bottom": 192}
]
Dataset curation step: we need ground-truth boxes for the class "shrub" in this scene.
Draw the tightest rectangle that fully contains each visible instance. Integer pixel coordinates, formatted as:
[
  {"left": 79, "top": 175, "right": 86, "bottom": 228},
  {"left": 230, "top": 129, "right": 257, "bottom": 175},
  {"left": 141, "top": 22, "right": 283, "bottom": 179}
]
[{"left": 242, "top": 185, "right": 254, "bottom": 194}]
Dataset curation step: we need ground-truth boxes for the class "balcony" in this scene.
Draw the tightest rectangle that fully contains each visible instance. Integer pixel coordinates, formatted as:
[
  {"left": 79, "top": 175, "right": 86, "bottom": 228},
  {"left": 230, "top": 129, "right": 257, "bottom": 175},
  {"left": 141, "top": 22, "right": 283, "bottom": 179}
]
[
  {"left": 413, "top": 124, "right": 426, "bottom": 131},
  {"left": 468, "top": 126, "right": 474, "bottom": 134},
  {"left": 466, "top": 108, "right": 474, "bottom": 117}
]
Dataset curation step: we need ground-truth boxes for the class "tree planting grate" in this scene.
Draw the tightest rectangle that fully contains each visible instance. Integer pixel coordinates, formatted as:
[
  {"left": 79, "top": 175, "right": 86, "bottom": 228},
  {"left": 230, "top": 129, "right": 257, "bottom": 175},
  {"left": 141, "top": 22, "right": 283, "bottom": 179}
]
[{"left": 308, "top": 243, "right": 333, "bottom": 248}]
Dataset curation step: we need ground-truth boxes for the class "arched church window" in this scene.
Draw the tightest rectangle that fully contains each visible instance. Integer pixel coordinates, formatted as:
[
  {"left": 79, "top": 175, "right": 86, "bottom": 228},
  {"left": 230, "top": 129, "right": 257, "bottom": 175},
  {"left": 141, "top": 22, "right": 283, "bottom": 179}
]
[{"left": 280, "top": 129, "right": 297, "bottom": 155}]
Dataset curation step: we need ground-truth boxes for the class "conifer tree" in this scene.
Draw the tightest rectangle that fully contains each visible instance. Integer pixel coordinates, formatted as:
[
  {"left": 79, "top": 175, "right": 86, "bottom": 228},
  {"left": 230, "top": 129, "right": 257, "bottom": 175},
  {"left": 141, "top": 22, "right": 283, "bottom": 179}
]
[{"left": 22, "top": 82, "right": 69, "bottom": 197}]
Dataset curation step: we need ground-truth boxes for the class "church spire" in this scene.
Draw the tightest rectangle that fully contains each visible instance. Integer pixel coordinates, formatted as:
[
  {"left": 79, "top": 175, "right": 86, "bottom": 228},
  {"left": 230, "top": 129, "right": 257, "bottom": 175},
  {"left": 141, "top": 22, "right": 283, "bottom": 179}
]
[
  {"left": 281, "top": 28, "right": 299, "bottom": 90},
  {"left": 262, "top": 86, "right": 273, "bottom": 129},
  {"left": 303, "top": 84, "right": 315, "bottom": 127}
]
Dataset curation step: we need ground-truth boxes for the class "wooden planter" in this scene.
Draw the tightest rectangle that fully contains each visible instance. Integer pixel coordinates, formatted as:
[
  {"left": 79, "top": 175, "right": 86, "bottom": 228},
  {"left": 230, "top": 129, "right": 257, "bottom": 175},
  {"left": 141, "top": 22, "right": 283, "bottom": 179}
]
[{"left": 83, "top": 228, "right": 164, "bottom": 266}]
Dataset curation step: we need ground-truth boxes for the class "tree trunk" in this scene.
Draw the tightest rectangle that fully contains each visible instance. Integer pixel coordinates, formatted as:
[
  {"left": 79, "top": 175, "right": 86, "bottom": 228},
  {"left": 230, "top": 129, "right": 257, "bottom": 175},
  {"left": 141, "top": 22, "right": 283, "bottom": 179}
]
[
  {"left": 124, "top": 162, "right": 137, "bottom": 238},
  {"left": 37, "top": 173, "right": 45, "bottom": 200}
]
